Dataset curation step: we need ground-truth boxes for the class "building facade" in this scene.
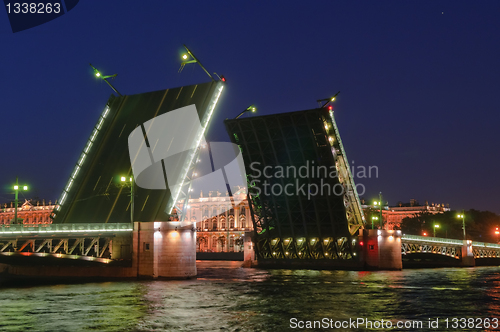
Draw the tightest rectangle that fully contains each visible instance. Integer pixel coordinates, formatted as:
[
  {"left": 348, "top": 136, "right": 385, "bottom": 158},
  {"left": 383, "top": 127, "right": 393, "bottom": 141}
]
[
  {"left": 185, "top": 191, "right": 252, "bottom": 253},
  {"left": 362, "top": 199, "right": 450, "bottom": 230},
  {"left": 0, "top": 200, "right": 55, "bottom": 224}
]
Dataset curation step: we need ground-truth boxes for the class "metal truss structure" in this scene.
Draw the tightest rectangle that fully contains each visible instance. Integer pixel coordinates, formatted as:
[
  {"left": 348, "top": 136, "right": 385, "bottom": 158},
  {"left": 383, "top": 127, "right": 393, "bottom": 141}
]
[
  {"left": 0, "top": 237, "right": 113, "bottom": 261},
  {"left": 401, "top": 235, "right": 500, "bottom": 260},
  {"left": 225, "top": 108, "right": 364, "bottom": 261},
  {"left": 0, "top": 223, "right": 132, "bottom": 263},
  {"left": 472, "top": 243, "right": 500, "bottom": 258},
  {"left": 257, "top": 236, "right": 353, "bottom": 260},
  {"left": 401, "top": 235, "right": 463, "bottom": 259},
  {"left": 401, "top": 242, "right": 460, "bottom": 259}
]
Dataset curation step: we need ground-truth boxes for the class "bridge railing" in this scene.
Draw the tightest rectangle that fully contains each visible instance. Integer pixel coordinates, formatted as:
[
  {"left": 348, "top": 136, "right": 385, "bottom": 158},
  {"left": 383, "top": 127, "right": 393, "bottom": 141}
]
[
  {"left": 0, "top": 223, "right": 133, "bottom": 235},
  {"left": 471, "top": 241, "right": 500, "bottom": 249},
  {"left": 402, "top": 234, "right": 463, "bottom": 245},
  {"left": 403, "top": 234, "right": 500, "bottom": 249}
]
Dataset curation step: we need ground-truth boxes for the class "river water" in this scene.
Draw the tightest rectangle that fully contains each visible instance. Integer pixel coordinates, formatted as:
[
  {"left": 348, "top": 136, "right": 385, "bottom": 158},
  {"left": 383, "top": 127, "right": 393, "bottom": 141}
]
[{"left": 0, "top": 261, "right": 499, "bottom": 331}]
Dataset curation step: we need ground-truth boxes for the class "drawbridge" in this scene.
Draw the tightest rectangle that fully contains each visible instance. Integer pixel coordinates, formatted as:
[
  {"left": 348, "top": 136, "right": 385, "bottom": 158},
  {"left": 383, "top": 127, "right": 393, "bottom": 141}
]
[
  {"left": 52, "top": 80, "right": 224, "bottom": 224},
  {"left": 225, "top": 107, "right": 365, "bottom": 262}
]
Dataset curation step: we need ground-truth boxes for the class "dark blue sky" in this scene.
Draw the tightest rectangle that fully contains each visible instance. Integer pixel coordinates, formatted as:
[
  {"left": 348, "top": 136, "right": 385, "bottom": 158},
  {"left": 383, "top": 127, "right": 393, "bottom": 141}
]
[{"left": 1, "top": 1, "right": 499, "bottom": 213}]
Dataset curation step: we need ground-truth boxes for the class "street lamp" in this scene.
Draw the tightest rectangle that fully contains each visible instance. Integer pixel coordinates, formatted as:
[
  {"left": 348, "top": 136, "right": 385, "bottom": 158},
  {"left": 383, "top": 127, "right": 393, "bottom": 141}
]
[
  {"left": 178, "top": 45, "right": 214, "bottom": 80},
  {"left": 13, "top": 177, "right": 28, "bottom": 224},
  {"left": 371, "top": 216, "right": 378, "bottom": 229},
  {"left": 120, "top": 176, "right": 134, "bottom": 224},
  {"left": 235, "top": 105, "right": 257, "bottom": 119},
  {"left": 317, "top": 91, "right": 340, "bottom": 108},
  {"left": 373, "top": 192, "right": 383, "bottom": 229},
  {"left": 457, "top": 212, "right": 466, "bottom": 240},
  {"left": 494, "top": 227, "right": 499, "bottom": 243},
  {"left": 89, "top": 63, "right": 122, "bottom": 96},
  {"left": 433, "top": 222, "right": 440, "bottom": 237}
]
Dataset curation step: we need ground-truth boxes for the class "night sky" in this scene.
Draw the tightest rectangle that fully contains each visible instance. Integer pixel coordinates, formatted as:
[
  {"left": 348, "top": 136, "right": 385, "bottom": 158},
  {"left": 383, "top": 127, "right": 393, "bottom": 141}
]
[{"left": 1, "top": 1, "right": 499, "bottom": 213}]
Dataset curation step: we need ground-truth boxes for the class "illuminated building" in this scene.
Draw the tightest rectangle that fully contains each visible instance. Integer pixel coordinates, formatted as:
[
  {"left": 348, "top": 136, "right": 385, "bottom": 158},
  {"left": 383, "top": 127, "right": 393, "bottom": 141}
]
[
  {"left": 362, "top": 199, "right": 450, "bottom": 230},
  {"left": 186, "top": 189, "right": 252, "bottom": 253},
  {"left": 0, "top": 200, "right": 55, "bottom": 224}
]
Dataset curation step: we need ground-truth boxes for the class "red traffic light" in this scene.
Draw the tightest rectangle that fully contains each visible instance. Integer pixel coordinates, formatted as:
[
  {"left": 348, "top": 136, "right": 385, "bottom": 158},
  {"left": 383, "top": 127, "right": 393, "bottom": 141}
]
[{"left": 220, "top": 75, "right": 226, "bottom": 82}]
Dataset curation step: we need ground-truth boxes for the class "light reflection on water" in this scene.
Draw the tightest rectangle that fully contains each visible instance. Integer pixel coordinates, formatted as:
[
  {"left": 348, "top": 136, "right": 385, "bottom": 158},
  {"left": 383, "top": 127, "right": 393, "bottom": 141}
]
[{"left": 0, "top": 262, "right": 499, "bottom": 331}]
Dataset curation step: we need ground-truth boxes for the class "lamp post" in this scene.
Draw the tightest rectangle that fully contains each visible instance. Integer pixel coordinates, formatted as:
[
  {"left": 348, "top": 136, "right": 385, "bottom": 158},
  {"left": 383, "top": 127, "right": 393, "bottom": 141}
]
[
  {"left": 433, "top": 222, "right": 440, "bottom": 237},
  {"left": 13, "top": 177, "right": 28, "bottom": 224},
  {"left": 495, "top": 227, "right": 499, "bottom": 243},
  {"left": 371, "top": 216, "right": 378, "bottom": 230},
  {"left": 121, "top": 176, "right": 134, "bottom": 224},
  {"left": 457, "top": 211, "right": 466, "bottom": 240},
  {"left": 373, "top": 192, "right": 383, "bottom": 229},
  {"left": 235, "top": 105, "right": 257, "bottom": 119},
  {"left": 317, "top": 91, "right": 340, "bottom": 108},
  {"left": 90, "top": 63, "right": 122, "bottom": 96},
  {"left": 179, "top": 45, "right": 214, "bottom": 80}
]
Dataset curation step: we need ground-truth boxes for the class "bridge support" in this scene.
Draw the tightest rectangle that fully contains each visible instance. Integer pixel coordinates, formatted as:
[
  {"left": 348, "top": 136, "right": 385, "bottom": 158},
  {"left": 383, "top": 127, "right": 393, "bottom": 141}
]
[
  {"left": 242, "top": 231, "right": 256, "bottom": 267},
  {"left": 134, "top": 222, "right": 196, "bottom": 279},
  {"left": 359, "top": 229, "right": 402, "bottom": 270},
  {"left": 461, "top": 240, "right": 475, "bottom": 267}
]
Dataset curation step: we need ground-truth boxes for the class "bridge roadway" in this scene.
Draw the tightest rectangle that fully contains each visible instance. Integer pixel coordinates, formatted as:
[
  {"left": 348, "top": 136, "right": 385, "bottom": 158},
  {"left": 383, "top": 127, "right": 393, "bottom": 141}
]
[{"left": 0, "top": 224, "right": 499, "bottom": 267}]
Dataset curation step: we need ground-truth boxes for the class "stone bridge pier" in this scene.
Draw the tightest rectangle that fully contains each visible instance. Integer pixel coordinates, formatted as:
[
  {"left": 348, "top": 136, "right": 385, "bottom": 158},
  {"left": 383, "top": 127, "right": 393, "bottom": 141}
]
[
  {"left": 134, "top": 221, "right": 197, "bottom": 279},
  {"left": 358, "top": 229, "right": 403, "bottom": 270}
]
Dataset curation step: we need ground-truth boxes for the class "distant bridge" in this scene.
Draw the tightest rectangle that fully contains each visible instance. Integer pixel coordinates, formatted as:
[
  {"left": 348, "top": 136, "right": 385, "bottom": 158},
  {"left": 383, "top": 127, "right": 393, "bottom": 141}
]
[{"left": 402, "top": 234, "right": 500, "bottom": 259}]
